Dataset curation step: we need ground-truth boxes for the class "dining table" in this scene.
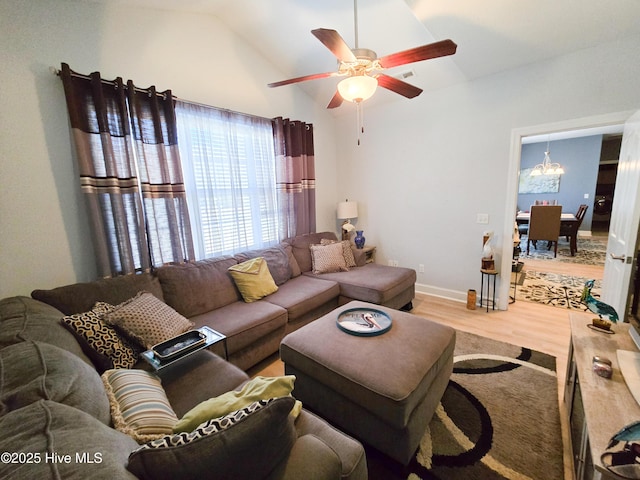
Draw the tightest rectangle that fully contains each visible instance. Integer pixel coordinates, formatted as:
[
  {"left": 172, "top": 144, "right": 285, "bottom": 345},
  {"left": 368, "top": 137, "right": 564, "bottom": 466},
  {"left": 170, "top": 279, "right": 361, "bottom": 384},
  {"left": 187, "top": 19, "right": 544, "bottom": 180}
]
[{"left": 515, "top": 211, "right": 578, "bottom": 225}]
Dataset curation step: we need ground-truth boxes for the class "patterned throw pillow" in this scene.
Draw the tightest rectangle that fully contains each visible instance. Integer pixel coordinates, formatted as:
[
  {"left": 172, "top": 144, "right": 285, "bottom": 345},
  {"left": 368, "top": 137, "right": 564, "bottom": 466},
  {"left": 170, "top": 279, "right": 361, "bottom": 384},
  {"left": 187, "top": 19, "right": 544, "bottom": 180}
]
[
  {"left": 103, "top": 292, "right": 194, "bottom": 349},
  {"left": 320, "top": 238, "right": 357, "bottom": 268},
  {"left": 61, "top": 302, "right": 140, "bottom": 370},
  {"left": 134, "top": 398, "right": 276, "bottom": 452},
  {"left": 102, "top": 369, "right": 179, "bottom": 443},
  {"left": 310, "top": 242, "right": 349, "bottom": 274}
]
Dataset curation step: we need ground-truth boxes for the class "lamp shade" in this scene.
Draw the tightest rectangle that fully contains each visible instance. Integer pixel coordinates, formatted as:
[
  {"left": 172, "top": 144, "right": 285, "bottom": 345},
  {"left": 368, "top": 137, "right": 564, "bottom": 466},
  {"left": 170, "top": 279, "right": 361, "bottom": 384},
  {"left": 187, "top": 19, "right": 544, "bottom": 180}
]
[
  {"left": 337, "top": 201, "right": 358, "bottom": 219},
  {"left": 337, "top": 76, "right": 378, "bottom": 103}
]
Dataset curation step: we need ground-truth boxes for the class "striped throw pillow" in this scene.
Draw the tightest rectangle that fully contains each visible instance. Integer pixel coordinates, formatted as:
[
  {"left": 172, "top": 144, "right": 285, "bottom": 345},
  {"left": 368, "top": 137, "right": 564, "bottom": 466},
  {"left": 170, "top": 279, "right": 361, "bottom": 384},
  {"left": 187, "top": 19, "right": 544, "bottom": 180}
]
[{"left": 101, "top": 369, "right": 178, "bottom": 443}]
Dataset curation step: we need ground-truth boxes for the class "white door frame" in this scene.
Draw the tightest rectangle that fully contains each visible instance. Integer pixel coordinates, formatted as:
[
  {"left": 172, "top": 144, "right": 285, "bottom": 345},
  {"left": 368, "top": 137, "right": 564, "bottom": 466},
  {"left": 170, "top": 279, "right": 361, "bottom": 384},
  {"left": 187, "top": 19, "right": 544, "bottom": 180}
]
[{"left": 499, "top": 110, "right": 637, "bottom": 310}]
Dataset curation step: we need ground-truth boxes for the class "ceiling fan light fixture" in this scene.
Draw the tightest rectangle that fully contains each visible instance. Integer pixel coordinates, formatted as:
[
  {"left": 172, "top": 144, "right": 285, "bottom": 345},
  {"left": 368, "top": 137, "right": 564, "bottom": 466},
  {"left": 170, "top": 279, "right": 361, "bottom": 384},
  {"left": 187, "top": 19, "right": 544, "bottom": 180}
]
[{"left": 337, "top": 75, "right": 378, "bottom": 103}]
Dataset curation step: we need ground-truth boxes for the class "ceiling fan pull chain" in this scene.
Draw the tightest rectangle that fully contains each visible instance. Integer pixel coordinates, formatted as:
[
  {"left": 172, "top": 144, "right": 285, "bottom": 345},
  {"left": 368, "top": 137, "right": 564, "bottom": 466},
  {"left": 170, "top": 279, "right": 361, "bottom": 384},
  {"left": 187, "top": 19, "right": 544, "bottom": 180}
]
[{"left": 356, "top": 101, "right": 365, "bottom": 146}]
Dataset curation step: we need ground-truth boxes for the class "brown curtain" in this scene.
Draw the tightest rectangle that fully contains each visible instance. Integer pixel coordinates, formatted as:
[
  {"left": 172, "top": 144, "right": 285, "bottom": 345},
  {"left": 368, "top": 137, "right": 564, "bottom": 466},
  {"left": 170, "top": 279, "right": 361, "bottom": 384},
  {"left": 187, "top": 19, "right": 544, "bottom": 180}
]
[
  {"left": 272, "top": 117, "right": 316, "bottom": 237},
  {"left": 126, "top": 81, "right": 195, "bottom": 267},
  {"left": 60, "top": 63, "right": 194, "bottom": 276}
]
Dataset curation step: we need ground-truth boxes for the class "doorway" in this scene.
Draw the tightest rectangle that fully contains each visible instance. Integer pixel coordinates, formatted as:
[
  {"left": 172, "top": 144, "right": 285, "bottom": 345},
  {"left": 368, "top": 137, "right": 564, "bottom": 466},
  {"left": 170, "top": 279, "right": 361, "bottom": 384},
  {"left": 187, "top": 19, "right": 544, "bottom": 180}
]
[
  {"left": 593, "top": 135, "right": 622, "bottom": 233},
  {"left": 499, "top": 110, "right": 637, "bottom": 311}
]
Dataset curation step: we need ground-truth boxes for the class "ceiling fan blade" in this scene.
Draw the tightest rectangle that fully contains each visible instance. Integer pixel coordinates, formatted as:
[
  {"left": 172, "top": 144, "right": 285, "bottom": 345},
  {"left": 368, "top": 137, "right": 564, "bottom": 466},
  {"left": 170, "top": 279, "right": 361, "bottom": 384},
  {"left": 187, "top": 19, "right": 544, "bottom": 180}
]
[
  {"left": 376, "top": 74, "right": 423, "bottom": 99},
  {"left": 268, "top": 71, "right": 338, "bottom": 88},
  {"left": 327, "top": 91, "right": 344, "bottom": 109},
  {"left": 378, "top": 39, "right": 457, "bottom": 69},
  {"left": 312, "top": 28, "right": 357, "bottom": 63}
]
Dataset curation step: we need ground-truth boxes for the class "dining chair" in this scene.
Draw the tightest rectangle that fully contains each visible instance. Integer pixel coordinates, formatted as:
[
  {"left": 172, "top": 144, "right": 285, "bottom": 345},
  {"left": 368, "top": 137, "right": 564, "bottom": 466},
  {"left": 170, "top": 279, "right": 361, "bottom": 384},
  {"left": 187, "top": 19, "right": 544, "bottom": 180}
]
[
  {"left": 527, "top": 205, "right": 562, "bottom": 257},
  {"left": 560, "top": 204, "right": 588, "bottom": 256}
]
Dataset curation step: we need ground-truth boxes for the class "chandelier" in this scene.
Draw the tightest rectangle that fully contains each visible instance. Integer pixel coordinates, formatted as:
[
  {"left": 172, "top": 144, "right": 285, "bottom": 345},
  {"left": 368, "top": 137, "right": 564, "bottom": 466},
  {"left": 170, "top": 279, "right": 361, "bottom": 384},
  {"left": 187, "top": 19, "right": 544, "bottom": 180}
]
[{"left": 530, "top": 138, "right": 565, "bottom": 176}]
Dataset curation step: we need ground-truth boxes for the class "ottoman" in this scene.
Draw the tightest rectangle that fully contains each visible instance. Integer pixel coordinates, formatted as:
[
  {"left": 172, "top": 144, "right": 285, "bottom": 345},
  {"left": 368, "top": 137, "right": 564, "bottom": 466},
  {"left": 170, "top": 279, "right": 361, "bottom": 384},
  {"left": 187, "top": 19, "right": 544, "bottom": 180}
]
[{"left": 280, "top": 301, "right": 455, "bottom": 465}]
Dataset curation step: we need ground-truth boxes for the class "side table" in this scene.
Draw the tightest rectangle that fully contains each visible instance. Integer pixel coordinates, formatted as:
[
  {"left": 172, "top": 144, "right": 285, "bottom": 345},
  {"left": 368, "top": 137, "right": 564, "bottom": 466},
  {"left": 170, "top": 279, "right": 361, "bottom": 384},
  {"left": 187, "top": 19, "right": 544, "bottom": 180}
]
[
  {"left": 361, "top": 245, "right": 376, "bottom": 263},
  {"left": 480, "top": 269, "right": 498, "bottom": 312},
  {"left": 141, "top": 326, "right": 228, "bottom": 372},
  {"left": 510, "top": 260, "right": 524, "bottom": 304}
]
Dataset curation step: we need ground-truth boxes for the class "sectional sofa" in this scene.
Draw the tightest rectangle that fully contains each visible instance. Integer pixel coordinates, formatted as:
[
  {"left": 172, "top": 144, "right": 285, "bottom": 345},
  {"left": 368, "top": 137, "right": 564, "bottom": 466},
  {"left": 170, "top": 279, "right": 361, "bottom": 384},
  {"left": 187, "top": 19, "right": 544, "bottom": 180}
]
[
  {"left": 0, "top": 231, "right": 416, "bottom": 479},
  {"left": 31, "top": 231, "right": 416, "bottom": 371}
]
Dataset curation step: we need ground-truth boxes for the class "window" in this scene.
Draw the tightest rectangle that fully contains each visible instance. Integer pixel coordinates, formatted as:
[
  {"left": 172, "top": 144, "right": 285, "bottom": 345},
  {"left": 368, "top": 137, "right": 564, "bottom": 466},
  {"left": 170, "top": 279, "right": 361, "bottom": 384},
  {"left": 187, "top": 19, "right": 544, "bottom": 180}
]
[{"left": 176, "top": 102, "right": 281, "bottom": 259}]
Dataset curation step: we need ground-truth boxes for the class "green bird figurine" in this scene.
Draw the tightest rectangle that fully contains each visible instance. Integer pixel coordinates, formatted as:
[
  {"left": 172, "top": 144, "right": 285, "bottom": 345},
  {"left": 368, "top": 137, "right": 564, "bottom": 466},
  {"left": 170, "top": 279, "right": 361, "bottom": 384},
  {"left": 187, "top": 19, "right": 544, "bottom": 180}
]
[{"left": 581, "top": 279, "right": 619, "bottom": 325}]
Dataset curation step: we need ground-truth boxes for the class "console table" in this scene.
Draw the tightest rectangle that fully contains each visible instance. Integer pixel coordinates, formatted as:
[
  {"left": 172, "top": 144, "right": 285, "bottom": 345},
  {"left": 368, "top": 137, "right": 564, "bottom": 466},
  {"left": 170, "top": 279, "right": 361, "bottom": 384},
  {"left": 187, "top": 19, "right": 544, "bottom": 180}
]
[{"left": 565, "top": 312, "right": 640, "bottom": 480}]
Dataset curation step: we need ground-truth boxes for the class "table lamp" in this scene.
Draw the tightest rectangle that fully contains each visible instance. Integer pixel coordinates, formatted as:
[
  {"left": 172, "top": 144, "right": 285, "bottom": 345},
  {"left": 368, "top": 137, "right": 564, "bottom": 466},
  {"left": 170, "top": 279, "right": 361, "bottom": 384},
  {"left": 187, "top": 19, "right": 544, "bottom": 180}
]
[{"left": 337, "top": 200, "right": 358, "bottom": 241}]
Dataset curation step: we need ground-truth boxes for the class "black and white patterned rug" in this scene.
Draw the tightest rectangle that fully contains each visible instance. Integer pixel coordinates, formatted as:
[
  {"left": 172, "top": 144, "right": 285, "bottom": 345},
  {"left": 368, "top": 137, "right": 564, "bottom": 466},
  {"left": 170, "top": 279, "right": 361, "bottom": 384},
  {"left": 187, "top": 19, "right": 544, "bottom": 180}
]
[
  {"left": 513, "top": 235, "right": 605, "bottom": 310},
  {"left": 367, "top": 331, "right": 563, "bottom": 480},
  {"left": 515, "top": 270, "right": 601, "bottom": 310}
]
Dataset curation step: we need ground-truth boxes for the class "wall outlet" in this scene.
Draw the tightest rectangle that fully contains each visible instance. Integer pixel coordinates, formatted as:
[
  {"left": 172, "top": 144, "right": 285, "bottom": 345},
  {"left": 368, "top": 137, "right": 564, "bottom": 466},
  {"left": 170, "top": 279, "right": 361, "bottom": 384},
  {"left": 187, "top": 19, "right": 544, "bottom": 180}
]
[
  {"left": 584, "top": 193, "right": 589, "bottom": 199},
  {"left": 419, "top": 264, "right": 425, "bottom": 273},
  {"left": 392, "top": 260, "right": 399, "bottom": 267},
  {"left": 388, "top": 259, "right": 395, "bottom": 267},
  {"left": 477, "top": 213, "right": 489, "bottom": 224}
]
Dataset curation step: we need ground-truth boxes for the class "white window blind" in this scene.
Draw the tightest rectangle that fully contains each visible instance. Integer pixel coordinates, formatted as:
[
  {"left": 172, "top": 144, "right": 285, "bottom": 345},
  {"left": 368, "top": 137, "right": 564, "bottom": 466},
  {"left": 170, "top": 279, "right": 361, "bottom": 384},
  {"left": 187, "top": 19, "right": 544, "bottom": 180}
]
[{"left": 176, "top": 101, "right": 281, "bottom": 259}]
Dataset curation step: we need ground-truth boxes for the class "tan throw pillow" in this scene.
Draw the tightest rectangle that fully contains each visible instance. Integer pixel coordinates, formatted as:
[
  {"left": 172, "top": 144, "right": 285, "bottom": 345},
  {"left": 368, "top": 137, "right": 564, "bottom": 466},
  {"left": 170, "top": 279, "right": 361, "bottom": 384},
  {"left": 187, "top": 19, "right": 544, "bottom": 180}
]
[
  {"left": 228, "top": 257, "right": 278, "bottom": 303},
  {"left": 310, "top": 242, "right": 349, "bottom": 274},
  {"left": 102, "top": 369, "right": 179, "bottom": 443},
  {"left": 102, "top": 292, "right": 194, "bottom": 349},
  {"left": 320, "top": 238, "right": 357, "bottom": 268}
]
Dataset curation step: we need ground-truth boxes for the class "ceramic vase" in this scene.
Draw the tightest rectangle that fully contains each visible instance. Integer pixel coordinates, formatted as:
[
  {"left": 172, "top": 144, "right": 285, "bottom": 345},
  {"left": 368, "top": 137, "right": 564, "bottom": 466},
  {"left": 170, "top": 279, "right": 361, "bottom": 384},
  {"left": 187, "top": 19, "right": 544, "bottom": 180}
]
[
  {"left": 466, "top": 289, "right": 477, "bottom": 310},
  {"left": 354, "top": 231, "right": 365, "bottom": 249}
]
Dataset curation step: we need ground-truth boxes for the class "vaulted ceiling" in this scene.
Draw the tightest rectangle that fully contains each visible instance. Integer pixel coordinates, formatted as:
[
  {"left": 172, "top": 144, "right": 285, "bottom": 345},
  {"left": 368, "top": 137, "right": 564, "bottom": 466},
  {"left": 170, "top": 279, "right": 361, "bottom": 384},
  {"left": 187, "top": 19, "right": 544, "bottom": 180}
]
[{"left": 85, "top": 0, "right": 640, "bottom": 112}]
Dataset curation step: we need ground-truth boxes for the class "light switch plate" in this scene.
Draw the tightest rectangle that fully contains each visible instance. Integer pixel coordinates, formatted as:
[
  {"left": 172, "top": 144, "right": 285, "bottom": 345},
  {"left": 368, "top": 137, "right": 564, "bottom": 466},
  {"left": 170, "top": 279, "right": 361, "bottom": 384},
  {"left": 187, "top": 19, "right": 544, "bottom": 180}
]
[{"left": 477, "top": 213, "right": 489, "bottom": 224}]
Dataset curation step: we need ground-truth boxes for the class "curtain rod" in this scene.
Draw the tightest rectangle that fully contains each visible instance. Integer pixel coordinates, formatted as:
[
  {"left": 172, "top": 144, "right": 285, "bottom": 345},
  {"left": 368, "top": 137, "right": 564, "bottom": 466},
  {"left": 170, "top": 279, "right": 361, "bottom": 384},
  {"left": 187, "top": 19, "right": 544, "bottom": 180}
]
[
  {"left": 51, "top": 66, "right": 169, "bottom": 98},
  {"left": 51, "top": 66, "right": 273, "bottom": 122}
]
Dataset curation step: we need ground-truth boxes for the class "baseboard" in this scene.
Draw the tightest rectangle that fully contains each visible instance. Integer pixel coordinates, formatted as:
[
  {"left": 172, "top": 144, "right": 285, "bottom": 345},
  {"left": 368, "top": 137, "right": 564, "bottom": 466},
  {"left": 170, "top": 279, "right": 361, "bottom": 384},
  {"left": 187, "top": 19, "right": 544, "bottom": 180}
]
[
  {"left": 415, "top": 283, "right": 467, "bottom": 303},
  {"left": 415, "top": 282, "right": 507, "bottom": 310}
]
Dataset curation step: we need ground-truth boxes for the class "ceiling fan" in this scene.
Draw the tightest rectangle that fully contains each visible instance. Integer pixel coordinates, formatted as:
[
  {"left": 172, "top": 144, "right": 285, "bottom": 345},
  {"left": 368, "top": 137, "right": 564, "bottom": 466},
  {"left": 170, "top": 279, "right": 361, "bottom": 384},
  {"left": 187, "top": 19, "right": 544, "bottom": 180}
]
[{"left": 267, "top": 0, "right": 457, "bottom": 109}]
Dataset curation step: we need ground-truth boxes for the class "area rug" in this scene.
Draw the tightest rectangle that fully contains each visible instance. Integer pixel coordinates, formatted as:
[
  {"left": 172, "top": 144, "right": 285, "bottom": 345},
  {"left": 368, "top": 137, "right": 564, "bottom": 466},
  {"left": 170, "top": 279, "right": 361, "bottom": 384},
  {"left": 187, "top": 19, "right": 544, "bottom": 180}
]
[
  {"left": 518, "top": 235, "right": 607, "bottom": 265},
  {"left": 367, "top": 331, "right": 563, "bottom": 480},
  {"left": 515, "top": 269, "right": 601, "bottom": 311}
]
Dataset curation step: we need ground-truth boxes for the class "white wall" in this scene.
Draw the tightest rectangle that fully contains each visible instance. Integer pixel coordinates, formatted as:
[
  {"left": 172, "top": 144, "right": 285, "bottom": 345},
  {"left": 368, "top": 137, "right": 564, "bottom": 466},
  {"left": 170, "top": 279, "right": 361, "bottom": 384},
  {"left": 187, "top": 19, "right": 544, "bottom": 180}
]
[
  {"left": 335, "top": 34, "right": 640, "bottom": 304},
  {"left": 0, "top": 0, "right": 338, "bottom": 298}
]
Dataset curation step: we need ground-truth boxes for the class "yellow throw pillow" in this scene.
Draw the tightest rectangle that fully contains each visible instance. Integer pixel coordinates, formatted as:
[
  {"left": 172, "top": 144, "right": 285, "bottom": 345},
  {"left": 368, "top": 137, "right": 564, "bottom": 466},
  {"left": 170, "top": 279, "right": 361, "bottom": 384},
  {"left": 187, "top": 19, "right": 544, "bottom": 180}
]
[
  {"left": 173, "top": 375, "right": 301, "bottom": 433},
  {"left": 228, "top": 257, "right": 278, "bottom": 302}
]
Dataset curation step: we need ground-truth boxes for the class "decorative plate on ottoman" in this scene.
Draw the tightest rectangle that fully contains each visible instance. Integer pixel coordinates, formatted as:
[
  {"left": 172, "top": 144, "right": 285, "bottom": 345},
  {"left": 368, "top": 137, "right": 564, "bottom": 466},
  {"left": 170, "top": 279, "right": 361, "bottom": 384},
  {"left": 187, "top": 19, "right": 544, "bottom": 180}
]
[{"left": 337, "top": 308, "right": 392, "bottom": 336}]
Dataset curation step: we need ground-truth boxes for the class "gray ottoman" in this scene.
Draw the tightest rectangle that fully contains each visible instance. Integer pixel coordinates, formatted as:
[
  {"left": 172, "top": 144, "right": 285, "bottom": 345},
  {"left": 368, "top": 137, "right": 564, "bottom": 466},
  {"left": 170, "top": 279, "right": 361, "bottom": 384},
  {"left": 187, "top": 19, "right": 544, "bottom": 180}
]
[{"left": 280, "top": 301, "right": 455, "bottom": 465}]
